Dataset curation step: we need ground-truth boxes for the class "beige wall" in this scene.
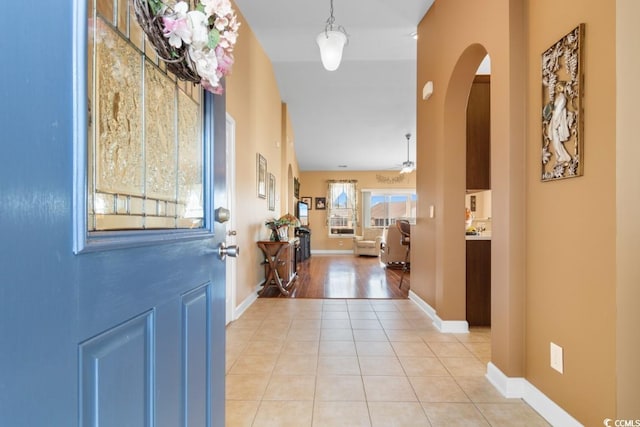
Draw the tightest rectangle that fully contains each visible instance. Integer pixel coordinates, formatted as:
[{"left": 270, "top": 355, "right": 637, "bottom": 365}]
[
  {"left": 416, "top": 0, "right": 527, "bottom": 380},
  {"left": 225, "top": 6, "right": 300, "bottom": 306},
  {"left": 417, "top": 0, "right": 620, "bottom": 423},
  {"left": 526, "top": 2, "right": 616, "bottom": 425},
  {"left": 616, "top": 0, "right": 640, "bottom": 418},
  {"left": 300, "top": 171, "right": 416, "bottom": 251}
]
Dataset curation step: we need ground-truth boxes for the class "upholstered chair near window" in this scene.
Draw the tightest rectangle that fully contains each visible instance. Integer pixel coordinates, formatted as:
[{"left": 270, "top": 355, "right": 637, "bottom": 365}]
[
  {"left": 353, "top": 228, "right": 384, "bottom": 256},
  {"left": 379, "top": 225, "right": 408, "bottom": 268}
]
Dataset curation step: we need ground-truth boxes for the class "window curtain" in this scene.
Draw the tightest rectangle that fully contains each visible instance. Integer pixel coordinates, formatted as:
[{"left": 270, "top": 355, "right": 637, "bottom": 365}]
[
  {"left": 361, "top": 190, "right": 371, "bottom": 228},
  {"left": 326, "top": 180, "right": 358, "bottom": 229}
]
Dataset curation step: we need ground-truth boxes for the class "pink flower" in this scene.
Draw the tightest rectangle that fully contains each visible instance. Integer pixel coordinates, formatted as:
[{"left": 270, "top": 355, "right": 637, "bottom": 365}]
[
  {"left": 215, "top": 45, "right": 234, "bottom": 75},
  {"left": 161, "top": 1, "right": 191, "bottom": 48},
  {"left": 189, "top": 46, "right": 220, "bottom": 86},
  {"left": 202, "top": 0, "right": 233, "bottom": 18},
  {"left": 214, "top": 16, "right": 229, "bottom": 32},
  {"left": 220, "top": 29, "right": 237, "bottom": 48},
  {"left": 162, "top": 16, "right": 190, "bottom": 48},
  {"left": 201, "top": 78, "right": 224, "bottom": 95},
  {"left": 185, "top": 10, "right": 209, "bottom": 48}
]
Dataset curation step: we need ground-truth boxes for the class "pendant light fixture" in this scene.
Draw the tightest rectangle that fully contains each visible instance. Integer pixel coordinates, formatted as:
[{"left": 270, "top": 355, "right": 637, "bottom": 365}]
[
  {"left": 400, "top": 133, "right": 415, "bottom": 174},
  {"left": 316, "top": 0, "right": 348, "bottom": 71}
]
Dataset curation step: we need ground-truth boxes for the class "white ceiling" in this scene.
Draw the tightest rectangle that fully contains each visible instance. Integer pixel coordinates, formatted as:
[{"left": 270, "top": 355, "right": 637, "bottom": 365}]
[{"left": 233, "top": 0, "right": 435, "bottom": 172}]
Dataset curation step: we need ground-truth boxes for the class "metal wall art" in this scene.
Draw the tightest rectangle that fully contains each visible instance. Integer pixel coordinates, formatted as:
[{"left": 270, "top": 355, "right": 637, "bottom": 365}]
[
  {"left": 541, "top": 24, "right": 585, "bottom": 181},
  {"left": 375, "top": 174, "right": 406, "bottom": 184}
]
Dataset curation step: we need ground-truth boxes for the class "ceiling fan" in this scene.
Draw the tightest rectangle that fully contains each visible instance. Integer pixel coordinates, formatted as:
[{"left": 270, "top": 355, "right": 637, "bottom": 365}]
[{"left": 399, "top": 133, "right": 415, "bottom": 174}]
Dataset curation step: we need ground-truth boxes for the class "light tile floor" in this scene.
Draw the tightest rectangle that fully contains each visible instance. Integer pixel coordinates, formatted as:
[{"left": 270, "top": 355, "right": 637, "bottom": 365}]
[{"left": 226, "top": 298, "right": 549, "bottom": 427}]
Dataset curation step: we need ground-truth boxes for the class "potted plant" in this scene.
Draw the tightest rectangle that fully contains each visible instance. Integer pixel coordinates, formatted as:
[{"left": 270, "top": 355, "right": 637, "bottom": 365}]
[{"left": 265, "top": 214, "right": 300, "bottom": 241}]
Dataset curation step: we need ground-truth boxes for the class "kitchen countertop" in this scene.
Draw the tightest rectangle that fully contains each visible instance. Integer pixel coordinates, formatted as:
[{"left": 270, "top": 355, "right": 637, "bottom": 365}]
[{"left": 465, "top": 233, "right": 491, "bottom": 240}]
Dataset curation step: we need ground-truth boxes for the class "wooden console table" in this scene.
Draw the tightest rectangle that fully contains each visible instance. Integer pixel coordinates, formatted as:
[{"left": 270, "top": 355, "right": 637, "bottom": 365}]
[{"left": 257, "top": 240, "right": 298, "bottom": 296}]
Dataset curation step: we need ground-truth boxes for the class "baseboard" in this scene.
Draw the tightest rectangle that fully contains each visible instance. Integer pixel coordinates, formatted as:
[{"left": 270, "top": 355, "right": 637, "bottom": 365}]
[
  {"left": 486, "top": 362, "right": 583, "bottom": 427},
  {"left": 311, "top": 250, "right": 353, "bottom": 255},
  {"left": 485, "top": 362, "right": 526, "bottom": 398},
  {"left": 408, "top": 290, "right": 436, "bottom": 318},
  {"left": 433, "top": 316, "right": 469, "bottom": 333},
  {"left": 233, "top": 284, "right": 260, "bottom": 320},
  {"left": 408, "top": 290, "right": 469, "bottom": 333}
]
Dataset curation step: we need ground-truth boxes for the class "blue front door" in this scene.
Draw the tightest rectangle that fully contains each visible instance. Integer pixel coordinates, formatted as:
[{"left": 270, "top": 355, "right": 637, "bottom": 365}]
[{"left": 0, "top": 1, "right": 227, "bottom": 426}]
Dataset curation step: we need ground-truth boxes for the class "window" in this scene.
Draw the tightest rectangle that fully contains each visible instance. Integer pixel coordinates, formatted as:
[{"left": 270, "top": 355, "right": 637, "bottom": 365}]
[
  {"left": 362, "top": 190, "right": 417, "bottom": 227},
  {"left": 327, "top": 181, "right": 357, "bottom": 236},
  {"left": 87, "top": 2, "right": 205, "bottom": 232}
]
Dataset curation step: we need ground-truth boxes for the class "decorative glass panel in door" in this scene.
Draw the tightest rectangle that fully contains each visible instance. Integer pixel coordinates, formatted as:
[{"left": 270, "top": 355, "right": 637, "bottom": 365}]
[{"left": 88, "top": 0, "right": 204, "bottom": 232}]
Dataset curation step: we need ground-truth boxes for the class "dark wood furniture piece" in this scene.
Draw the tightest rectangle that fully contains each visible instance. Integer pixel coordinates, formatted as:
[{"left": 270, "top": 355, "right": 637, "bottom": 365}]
[
  {"left": 466, "top": 75, "right": 491, "bottom": 190},
  {"left": 295, "top": 227, "right": 311, "bottom": 262},
  {"left": 466, "top": 239, "right": 491, "bottom": 326},
  {"left": 257, "top": 240, "right": 298, "bottom": 296}
]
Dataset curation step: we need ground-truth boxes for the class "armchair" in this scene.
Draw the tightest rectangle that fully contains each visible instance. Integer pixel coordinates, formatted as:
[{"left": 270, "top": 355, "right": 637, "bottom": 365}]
[
  {"left": 380, "top": 225, "right": 409, "bottom": 268},
  {"left": 353, "top": 228, "right": 384, "bottom": 256}
]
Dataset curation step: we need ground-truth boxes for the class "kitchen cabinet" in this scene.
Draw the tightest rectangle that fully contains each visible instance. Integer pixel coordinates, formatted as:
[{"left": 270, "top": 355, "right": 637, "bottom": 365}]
[
  {"left": 466, "top": 75, "right": 491, "bottom": 190},
  {"left": 466, "top": 238, "right": 491, "bottom": 326}
]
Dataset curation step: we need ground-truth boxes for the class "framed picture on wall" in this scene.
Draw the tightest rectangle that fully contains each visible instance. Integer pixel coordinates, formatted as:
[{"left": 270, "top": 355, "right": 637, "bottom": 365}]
[
  {"left": 294, "top": 178, "right": 300, "bottom": 199},
  {"left": 301, "top": 196, "right": 312, "bottom": 209},
  {"left": 257, "top": 153, "right": 267, "bottom": 198},
  {"left": 268, "top": 173, "right": 275, "bottom": 211},
  {"left": 315, "top": 197, "right": 326, "bottom": 210}
]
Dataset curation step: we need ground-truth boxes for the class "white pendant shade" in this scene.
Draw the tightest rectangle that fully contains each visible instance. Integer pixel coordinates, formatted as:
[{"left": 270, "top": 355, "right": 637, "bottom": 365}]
[
  {"left": 316, "top": 30, "right": 347, "bottom": 71},
  {"left": 400, "top": 161, "right": 415, "bottom": 174},
  {"left": 399, "top": 133, "right": 415, "bottom": 173}
]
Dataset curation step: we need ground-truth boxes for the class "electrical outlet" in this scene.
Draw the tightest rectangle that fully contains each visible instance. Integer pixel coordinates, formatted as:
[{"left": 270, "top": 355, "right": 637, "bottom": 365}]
[{"left": 550, "top": 342, "right": 564, "bottom": 374}]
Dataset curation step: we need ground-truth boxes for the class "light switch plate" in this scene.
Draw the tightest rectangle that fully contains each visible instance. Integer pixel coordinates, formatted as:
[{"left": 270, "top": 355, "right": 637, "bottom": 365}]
[{"left": 550, "top": 342, "right": 564, "bottom": 374}]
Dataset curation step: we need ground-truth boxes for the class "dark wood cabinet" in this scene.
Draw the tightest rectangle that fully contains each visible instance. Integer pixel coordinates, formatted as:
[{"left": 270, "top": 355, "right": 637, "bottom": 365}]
[
  {"left": 466, "top": 75, "right": 491, "bottom": 190},
  {"left": 296, "top": 228, "right": 311, "bottom": 262},
  {"left": 466, "top": 239, "right": 491, "bottom": 326}
]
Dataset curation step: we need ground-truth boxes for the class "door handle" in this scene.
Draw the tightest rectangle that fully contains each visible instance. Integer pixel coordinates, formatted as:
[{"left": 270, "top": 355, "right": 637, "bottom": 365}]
[
  {"left": 215, "top": 207, "right": 231, "bottom": 223},
  {"left": 228, "top": 230, "right": 237, "bottom": 236},
  {"left": 218, "top": 242, "right": 239, "bottom": 261}
]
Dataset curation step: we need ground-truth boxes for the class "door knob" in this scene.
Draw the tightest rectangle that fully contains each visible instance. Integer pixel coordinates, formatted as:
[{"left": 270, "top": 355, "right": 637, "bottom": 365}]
[
  {"left": 228, "top": 230, "right": 237, "bottom": 236},
  {"left": 215, "top": 207, "right": 231, "bottom": 223},
  {"left": 218, "top": 242, "right": 239, "bottom": 260}
]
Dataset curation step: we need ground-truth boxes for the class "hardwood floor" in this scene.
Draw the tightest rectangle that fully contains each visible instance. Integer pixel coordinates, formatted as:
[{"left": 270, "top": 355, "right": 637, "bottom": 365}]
[{"left": 259, "top": 254, "right": 410, "bottom": 299}]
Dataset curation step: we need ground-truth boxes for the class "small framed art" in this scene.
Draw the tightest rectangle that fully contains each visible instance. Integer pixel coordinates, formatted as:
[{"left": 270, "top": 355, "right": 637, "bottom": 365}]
[
  {"left": 315, "top": 197, "right": 326, "bottom": 210},
  {"left": 257, "top": 153, "right": 267, "bottom": 198},
  {"left": 301, "top": 196, "right": 312, "bottom": 209},
  {"left": 268, "top": 173, "right": 275, "bottom": 211}
]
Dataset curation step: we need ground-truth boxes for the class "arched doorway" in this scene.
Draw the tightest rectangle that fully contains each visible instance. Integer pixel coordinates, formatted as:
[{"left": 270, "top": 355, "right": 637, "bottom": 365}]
[{"left": 440, "top": 43, "right": 526, "bottom": 378}]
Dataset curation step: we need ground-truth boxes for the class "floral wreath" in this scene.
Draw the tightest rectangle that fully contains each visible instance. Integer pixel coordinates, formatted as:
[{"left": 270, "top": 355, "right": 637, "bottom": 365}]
[{"left": 134, "top": 0, "right": 240, "bottom": 94}]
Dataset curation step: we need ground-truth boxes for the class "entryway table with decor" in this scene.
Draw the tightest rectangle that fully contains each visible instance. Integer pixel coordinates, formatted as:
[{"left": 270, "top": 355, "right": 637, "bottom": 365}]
[{"left": 257, "top": 240, "right": 298, "bottom": 296}]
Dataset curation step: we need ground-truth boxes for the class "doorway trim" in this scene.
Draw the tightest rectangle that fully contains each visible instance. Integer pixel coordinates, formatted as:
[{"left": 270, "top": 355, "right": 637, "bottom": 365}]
[{"left": 225, "top": 113, "right": 237, "bottom": 325}]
